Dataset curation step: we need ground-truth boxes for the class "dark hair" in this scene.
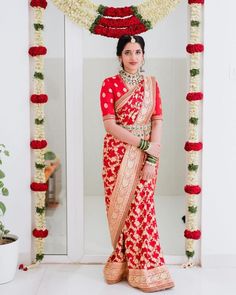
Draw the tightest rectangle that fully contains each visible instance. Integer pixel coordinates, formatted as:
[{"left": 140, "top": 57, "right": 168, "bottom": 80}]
[{"left": 116, "top": 34, "right": 145, "bottom": 59}]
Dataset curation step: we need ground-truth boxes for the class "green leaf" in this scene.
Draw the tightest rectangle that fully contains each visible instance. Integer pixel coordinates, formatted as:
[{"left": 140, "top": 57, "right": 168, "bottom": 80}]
[
  {"left": 0, "top": 202, "right": 6, "bottom": 215},
  {"left": 0, "top": 181, "right": 3, "bottom": 188},
  {"left": 188, "top": 206, "right": 198, "bottom": 213},
  {"left": 0, "top": 144, "right": 6, "bottom": 148},
  {"left": 36, "top": 253, "right": 44, "bottom": 261},
  {"left": 0, "top": 169, "right": 5, "bottom": 179},
  {"left": 4, "top": 150, "right": 9, "bottom": 156},
  {"left": 36, "top": 207, "right": 45, "bottom": 214},
  {"left": 186, "top": 250, "right": 195, "bottom": 258},
  {"left": 35, "top": 118, "right": 44, "bottom": 125},
  {"left": 188, "top": 163, "right": 198, "bottom": 171},
  {"left": 35, "top": 163, "right": 45, "bottom": 169},
  {"left": 44, "top": 151, "right": 56, "bottom": 161},
  {"left": 2, "top": 188, "right": 9, "bottom": 196},
  {"left": 0, "top": 159, "right": 2, "bottom": 165}
]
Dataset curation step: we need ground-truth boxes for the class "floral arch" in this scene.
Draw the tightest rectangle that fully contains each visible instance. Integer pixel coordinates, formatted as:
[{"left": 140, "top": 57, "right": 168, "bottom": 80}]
[{"left": 19, "top": 0, "right": 204, "bottom": 271}]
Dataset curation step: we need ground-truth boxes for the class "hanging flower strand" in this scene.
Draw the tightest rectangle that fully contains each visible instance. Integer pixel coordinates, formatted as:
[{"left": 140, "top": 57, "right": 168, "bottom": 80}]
[
  {"left": 182, "top": 0, "right": 204, "bottom": 269},
  {"left": 18, "top": 0, "right": 49, "bottom": 271}
]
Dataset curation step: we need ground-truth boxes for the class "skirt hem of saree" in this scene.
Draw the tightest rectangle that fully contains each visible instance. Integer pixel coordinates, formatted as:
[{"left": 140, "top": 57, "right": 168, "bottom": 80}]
[
  {"left": 127, "top": 264, "right": 175, "bottom": 292},
  {"left": 103, "top": 262, "right": 175, "bottom": 291}
]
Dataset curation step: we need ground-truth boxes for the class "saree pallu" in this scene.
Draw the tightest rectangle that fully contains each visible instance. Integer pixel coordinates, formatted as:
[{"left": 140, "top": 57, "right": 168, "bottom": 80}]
[{"left": 102, "top": 76, "right": 175, "bottom": 292}]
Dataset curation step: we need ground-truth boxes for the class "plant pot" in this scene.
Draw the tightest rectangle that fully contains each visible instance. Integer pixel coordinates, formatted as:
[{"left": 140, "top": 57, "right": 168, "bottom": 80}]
[{"left": 0, "top": 234, "right": 19, "bottom": 284}]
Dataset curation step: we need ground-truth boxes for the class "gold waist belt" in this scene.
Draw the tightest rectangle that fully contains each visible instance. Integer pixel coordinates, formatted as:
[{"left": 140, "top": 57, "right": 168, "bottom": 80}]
[{"left": 118, "top": 121, "right": 152, "bottom": 137}]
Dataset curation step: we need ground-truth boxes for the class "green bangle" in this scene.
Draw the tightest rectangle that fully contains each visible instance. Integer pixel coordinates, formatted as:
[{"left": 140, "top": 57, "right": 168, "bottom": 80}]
[
  {"left": 147, "top": 155, "right": 158, "bottom": 161},
  {"left": 146, "top": 158, "right": 157, "bottom": 164},
  {"left": 138, "top": 139, "right": 150, "bottom": 151}
]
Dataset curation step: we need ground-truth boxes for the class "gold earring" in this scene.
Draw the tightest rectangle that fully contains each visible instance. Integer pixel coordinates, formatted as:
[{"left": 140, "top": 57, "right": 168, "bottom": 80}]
[{"left": 140, "top": 60, "right": 145, "bottom": 72}]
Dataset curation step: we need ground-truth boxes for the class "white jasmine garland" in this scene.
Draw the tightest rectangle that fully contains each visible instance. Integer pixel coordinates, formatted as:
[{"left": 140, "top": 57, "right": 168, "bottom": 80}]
[{"left": 182, "top": 1, "right": 203, "bottom": 268}]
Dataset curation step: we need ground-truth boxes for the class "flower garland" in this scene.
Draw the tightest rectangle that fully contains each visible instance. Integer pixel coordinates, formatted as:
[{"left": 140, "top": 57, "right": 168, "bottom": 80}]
[
  {"left": 182, "top": 0, "right": 204, "bottom": 268},
  {"left": 19, "top": 0, "right": 49, "bottom": 271},
  {"left": 51, "top": 0, "right": 181, "bottom": 38},
  {"left": 21, "top": 0, "right": 203, "bottom": 271}
]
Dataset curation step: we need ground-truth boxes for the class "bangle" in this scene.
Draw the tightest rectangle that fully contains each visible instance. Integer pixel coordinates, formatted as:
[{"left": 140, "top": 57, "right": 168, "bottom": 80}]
[
  {"left": 145, "top": 142, "right": 152, "bottom": 153},
  {"left": 145, "top": 160, "right": 156, "bottom": 167},
  {"left": 147, "top": 155, "right": 158, "bottom": 161},
  {"left": 138, "top": 139, "right": 150, "bottom": 151}
]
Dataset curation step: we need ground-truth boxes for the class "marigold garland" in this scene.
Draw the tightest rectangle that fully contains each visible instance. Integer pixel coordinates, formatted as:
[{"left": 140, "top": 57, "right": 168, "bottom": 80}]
[{"left": 182, "top": 0, "right": 204, "bottom": 269}]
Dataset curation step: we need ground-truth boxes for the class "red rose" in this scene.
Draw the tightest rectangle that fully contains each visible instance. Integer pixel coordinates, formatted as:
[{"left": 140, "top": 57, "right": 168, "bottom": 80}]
[
  {"left": 30, "top": 139, "right": 47, "bottom": 149},
  {"left": 186, "top": 92, "right": 203, "bottom": 101},
  {"left": 30, "top": 0, "right": 48, "bottom": 9},
  {"left": 30, "top": 94, "right": 48, "bottom": 103},
  {"left": 186, "top": 44, "right": 204, "bottom": 53},
  {"left": 184, "top": 184, "right": 201, "bottom": 194},
  {"left": 103, "top": 6, "right": 133, "bottom": 17},
  {"left": 188, "top": 0, "right": 204, "bottom": 4},
  {"left": 32, "top": 228, "right": 49, "bottom": 238},
  {"left": 31, "top": 182, "right": 48, "bottom": 192},
  {"left": 184, "top": 229, "right": 201, "bottom": 239},
  {"left": 28, "top": 46, "right": 47, "bottom": 56},
  {"left": 184, "top": 141, "right": 203, "bottom": 151}
]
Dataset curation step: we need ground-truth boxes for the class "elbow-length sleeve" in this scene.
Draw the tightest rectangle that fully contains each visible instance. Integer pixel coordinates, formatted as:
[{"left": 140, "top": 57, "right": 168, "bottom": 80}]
[
  {"left": 151, "top": 79, "right": 163, "bottom": 121},
  {"left": 100, "top": 78, "right": 116, "bottom": 121}
]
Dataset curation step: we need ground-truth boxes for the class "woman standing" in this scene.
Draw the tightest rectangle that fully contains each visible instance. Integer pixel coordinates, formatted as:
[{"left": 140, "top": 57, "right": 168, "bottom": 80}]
[{"left": 100, "top": 34, "right": 175, "bottom": 292}]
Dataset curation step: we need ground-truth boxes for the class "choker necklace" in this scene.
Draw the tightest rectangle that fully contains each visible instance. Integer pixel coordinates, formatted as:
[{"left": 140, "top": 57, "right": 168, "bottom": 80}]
[{"left": 119, "top": 69, "right": 143, "bottom": 87}]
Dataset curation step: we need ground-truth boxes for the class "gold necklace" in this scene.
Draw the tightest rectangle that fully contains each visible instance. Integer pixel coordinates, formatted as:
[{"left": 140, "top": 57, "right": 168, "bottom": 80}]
[{"left": 119, "top": 69, "right": 143, "bottom": 87}]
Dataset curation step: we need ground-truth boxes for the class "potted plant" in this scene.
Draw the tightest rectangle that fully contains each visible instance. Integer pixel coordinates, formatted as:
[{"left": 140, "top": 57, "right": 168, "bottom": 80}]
[{"left": 0, "top": 144, "right": 19, "bottom": 284}]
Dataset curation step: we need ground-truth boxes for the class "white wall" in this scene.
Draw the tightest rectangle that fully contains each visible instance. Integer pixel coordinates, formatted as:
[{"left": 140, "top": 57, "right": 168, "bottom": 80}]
[
  {"left": 201, "top": 0, "right": 236, "bottom": 267},
  {"left": 0, "top": 2, "right": 31, "bottom": 262},
  {"left": 1, "top": 0, "right": 236, "bottom": 267}
]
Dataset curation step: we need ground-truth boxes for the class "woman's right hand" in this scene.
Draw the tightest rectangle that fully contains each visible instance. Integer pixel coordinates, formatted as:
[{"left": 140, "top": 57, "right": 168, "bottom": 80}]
[{"left": 146, "top": 142, "right": 161, "bottom": 158}]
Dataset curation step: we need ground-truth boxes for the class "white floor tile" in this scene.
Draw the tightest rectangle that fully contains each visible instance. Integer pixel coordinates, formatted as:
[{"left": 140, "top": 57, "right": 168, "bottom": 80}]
[{"left": 0, "top": 264, "right": 235, "bottom": 295}]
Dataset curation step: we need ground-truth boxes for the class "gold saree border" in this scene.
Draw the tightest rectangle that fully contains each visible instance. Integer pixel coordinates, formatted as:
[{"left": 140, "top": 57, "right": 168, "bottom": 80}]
[
  {"left": 107, "top": 76, "right": 156, "bottom": 249},
  {"left": 103, "top": 261, "right": 127, "bottom": 284},
  {"left": 127, "top": 264, "right": 175, "bottom": 292},
  {"left": 115, "top": 81, "right": 142, "bottom": 111},
  {"left": 108, "top": 145, "right": 144, "bottom": 249}
]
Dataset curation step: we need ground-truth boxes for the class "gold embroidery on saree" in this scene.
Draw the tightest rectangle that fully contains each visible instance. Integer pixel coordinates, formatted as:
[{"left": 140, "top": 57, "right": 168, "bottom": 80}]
[
  {"left": 127, "top": 264, "right": 175, "bottom": 291},
  {"left": 107, "top": 76, "right": 156, "bottom": 249}
]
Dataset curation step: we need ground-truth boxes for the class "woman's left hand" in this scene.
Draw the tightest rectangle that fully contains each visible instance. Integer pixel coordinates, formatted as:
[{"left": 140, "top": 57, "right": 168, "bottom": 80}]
[{"left": 140, "top": 162, "right": 156, "bottom": 181}]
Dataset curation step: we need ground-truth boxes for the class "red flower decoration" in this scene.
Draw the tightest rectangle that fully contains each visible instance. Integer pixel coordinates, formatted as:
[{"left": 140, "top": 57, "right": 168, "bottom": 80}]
[
  {"left": 184, "top": 185, "right": 201, "bottom": 194},
  {"left": 186, "top": 44, "right": 204, "bottom": 53},
  {"left": 32, "top": 228, "right": 49, "bottom": 238},
  {"left": 186, "top": 92, "right": 203, "bottom": 101},
  {"left": 30, "top": 0, "right": 48, "bottom": 9},
  {"left": 184, "top": 229, "right": 201, "bottom": 239},
  {"left": 30, "top": 140, "right": 47, "bottom": 149},
  {"left": 31, "top": 182, "right": 48, "bottom": 192},
  {"left": 184, "top": 141, "right": 203, "bottom": 151},
  {"left": 30, "top": 94, "right": 48, "bottom": 103},
  {"left": 188, "top": 0, "right": 204, "bottom": 4},
  {"left": 98, "top": 15, "right": 141, "bottom": 28},
  {"left": 18, "top": 264, "right": 24, "bottom": 269},
  {"left": 28, "top": 46, "right": 47, "bottom": 57},
  {"left": 93, "top": 23, "right": 147, "bottom": 38},
  {"left": 103, "top": 6, "right": 134, "bottom": 17}
]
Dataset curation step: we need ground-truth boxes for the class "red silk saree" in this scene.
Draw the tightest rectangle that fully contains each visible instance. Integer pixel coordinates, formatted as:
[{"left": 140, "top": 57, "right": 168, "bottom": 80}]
[{"left": 100, "top": 74, "right": 175, "bottom": 292}]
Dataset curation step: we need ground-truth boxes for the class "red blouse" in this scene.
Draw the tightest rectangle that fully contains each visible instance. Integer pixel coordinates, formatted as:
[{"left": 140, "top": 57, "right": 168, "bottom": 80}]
[{"left": 100, "top": 74, "right": 163, "bottom": 122}]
